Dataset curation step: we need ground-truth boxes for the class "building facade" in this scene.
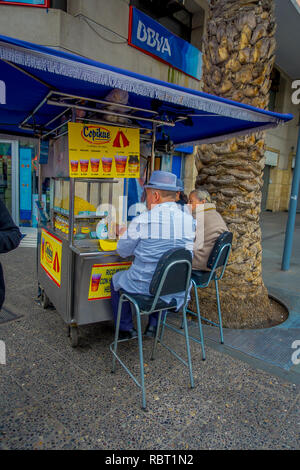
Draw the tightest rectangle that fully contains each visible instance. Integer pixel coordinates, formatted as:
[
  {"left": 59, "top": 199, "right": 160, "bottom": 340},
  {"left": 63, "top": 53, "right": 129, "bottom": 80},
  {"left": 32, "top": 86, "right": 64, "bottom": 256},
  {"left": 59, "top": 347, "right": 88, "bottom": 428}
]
[{"left": 0, "top": 0, "right": 299, "bottom": 228}]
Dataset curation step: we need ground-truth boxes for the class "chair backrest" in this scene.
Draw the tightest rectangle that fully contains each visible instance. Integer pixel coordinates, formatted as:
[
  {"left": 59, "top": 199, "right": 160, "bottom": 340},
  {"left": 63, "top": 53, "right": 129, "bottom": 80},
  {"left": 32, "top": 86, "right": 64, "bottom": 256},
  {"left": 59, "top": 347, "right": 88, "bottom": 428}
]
[
  {"left": 207, "top": 231, "right": 233, "bottom": 276},
  {"left": 149, "top": 248, "right": 192, "bottom": 308}
]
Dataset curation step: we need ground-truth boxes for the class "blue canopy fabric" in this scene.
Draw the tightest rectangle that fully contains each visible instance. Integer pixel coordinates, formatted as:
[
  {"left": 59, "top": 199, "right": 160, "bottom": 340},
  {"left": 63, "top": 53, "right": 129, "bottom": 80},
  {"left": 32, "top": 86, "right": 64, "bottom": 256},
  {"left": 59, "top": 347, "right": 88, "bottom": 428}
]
[{"left": 0, "top": 34, "right": 293, "bottom": 144}]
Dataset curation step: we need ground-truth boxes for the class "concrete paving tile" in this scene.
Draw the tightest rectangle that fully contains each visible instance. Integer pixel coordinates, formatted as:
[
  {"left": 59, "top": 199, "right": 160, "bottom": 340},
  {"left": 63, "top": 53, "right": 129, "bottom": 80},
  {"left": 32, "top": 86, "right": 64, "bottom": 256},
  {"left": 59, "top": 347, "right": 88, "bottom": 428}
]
[
  {"left": 0, "top": 404, "right": 83, "bottom": 450},
  {"left": 125, "top": 373, "right": 208, "bottom": 434},
  {"left": 90, "top": 406, "right": 174, "bottom": 450},
  {"left": 158, "top": 419, "right": 279, "bottom": 450},
  {"left": 37, "top": 379, "right": 140, "bottom": 441},
  {"left": 264, "top": 395, "right": 300, "bottom": 449},
  {"left": 0, "top": 373, "right": 38, "bottom": 416},
  {"left": 7, "top": 352, "right": 91, "bottom": 401}
]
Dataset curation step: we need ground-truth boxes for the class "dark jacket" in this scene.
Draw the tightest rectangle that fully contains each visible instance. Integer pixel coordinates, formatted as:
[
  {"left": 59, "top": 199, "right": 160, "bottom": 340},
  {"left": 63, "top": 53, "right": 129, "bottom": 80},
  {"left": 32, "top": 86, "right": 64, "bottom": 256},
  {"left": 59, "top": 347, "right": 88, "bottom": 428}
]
[{"left": 0, "top": 200, "right": 22, "bottom": 309}]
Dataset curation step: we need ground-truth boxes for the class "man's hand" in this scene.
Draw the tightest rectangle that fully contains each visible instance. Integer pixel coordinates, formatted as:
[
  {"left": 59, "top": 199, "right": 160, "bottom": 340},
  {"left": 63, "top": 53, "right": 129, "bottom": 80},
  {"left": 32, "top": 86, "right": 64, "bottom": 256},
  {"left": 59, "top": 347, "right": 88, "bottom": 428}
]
[{"left": 116, "top": 223, "right": 127, "bottom": 237}]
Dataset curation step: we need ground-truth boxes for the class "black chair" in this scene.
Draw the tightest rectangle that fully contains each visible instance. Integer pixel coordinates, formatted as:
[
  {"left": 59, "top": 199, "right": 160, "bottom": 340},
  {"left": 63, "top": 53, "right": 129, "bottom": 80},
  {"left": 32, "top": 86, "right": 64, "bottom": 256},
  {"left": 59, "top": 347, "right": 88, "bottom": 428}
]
[
  {"left": 110, "top": 248, "right": 194, "bottom": 410},
  {"left": 185, "top": 231, "right": 233, "bottom": 357}
]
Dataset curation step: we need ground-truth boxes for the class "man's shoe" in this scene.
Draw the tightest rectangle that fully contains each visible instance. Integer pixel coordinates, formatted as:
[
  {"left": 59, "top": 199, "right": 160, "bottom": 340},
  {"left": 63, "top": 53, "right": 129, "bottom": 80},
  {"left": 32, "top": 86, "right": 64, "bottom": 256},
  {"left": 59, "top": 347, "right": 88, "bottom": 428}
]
[
  {"left": 144, "top": 324, "right": 157, "bottom": 338},
  {"left": 118, "top": 328, "right": 138, "bottom": 340}
]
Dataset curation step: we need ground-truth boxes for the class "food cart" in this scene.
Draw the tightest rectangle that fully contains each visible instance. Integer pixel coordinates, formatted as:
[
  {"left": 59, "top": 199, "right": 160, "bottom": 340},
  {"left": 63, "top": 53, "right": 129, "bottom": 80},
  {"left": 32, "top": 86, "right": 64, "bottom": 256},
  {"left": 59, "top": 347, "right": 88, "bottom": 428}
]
[
  {"left": 0, "top": 34, "right": 293, "bottom": 347},
  {"left": 35, "top": 95, "right": 165, "bottom": 347}
]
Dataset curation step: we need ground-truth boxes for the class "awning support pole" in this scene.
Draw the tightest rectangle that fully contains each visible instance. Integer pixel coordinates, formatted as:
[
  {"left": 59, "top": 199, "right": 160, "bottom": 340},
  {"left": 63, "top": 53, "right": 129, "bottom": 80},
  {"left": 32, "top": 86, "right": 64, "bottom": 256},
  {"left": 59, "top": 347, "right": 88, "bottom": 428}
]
[
  {"left": 281, "top": 125, "right": 300, "bottom": 271},
  {"left": 151, "top": 123, "right": 156, "bottom": 175}
]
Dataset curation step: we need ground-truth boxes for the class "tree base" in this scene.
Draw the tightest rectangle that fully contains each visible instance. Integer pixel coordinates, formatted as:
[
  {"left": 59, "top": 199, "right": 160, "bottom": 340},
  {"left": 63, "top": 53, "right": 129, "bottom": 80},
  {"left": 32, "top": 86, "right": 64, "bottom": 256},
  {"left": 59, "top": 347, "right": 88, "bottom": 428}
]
[{"left": 189, "top": 287, "right": 288, "bottom": 329}]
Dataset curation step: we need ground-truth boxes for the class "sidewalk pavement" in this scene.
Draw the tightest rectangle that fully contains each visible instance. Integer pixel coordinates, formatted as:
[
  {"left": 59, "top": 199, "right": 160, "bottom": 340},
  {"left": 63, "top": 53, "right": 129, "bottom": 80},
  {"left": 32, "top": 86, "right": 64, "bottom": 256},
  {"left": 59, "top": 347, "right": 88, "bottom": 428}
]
[{"left": 0, "top": 212, "right": 299, "bottom": 450}]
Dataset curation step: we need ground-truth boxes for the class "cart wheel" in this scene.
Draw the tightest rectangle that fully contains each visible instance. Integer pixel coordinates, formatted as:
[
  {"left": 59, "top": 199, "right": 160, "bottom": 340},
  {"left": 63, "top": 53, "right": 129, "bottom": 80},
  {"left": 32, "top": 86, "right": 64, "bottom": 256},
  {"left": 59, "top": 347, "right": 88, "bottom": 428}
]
[
  {"left": 69, "top": 326, "right": 79, "bottom": 348},
  {"left": 41, "top": 290, "right": 50, "bottom": 309}
]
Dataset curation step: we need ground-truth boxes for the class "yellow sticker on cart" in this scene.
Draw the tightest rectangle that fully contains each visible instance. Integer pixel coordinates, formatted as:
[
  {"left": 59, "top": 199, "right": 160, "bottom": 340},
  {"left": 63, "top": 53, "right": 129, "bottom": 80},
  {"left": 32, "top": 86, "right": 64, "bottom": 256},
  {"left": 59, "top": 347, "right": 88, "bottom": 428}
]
[
  {"left": 68, "top": 122, "right": 140, "bottom": 178},
  {"left": 88, "top": 262, "right": 131, "bottom": 300},
  {"left": 40, "top": 229, "right": 62, "bottom": 287}
]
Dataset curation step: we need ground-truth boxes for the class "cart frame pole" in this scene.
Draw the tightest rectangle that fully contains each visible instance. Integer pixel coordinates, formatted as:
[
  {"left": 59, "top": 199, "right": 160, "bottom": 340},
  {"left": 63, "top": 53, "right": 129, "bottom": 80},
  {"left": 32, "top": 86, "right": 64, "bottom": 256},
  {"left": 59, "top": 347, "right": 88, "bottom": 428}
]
[{"left": 150, "top": 123, "right": 156, "bottom": 175}]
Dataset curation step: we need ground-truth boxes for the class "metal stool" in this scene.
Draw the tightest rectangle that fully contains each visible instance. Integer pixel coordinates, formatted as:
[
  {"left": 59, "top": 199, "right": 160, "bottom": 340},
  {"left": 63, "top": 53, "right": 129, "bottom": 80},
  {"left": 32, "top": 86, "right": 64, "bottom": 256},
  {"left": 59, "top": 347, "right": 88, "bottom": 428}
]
[
  {"left": 185, "top": 231, "right": 233, "bottom": 357},
  {"left": 110, "top": 248, "right": 194, "bottom": 410}
]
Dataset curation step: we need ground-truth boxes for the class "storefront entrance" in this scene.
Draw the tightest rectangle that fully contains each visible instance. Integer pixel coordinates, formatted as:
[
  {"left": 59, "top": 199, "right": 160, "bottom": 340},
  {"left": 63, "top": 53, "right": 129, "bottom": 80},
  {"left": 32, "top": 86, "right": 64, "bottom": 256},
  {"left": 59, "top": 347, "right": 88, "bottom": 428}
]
[
  {"left": 0, "top": 139, "right": 39, "bottom": 228},
  {"left": 0, "top": 139, "right": 19, "bottom": 223}
]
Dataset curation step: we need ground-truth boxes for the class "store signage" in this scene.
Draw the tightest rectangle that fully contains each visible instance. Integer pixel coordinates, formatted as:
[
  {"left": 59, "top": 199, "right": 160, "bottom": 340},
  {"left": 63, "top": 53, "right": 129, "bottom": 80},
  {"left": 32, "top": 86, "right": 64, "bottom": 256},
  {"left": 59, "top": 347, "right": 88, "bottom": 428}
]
[
  {"left": 19, "top": 148, "right": 32, "bottom": 221},
  {"left": 0, "top": 80, "right": 5, "bottom": 104},
  {"left": 40, "top": 229, "right": 62, "bottom": 287},
  {"left": 68, "top": 122, "right": 140, "bottom": 179},
  {"left": 0, "top": 1, "right": 49, "bottom": 7},
  {"left": 128, "top": 6, "right": 202, "bottom": 81},
  {"left": 88, "top": 262, "right": 131, "bottom": 301}
]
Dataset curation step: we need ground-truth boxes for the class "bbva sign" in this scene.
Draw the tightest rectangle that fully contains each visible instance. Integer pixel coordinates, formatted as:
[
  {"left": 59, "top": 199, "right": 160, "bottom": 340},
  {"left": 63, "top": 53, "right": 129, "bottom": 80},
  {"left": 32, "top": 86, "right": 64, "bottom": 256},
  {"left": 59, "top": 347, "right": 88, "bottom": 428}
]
[{"left": 136, "top": 20, "right": 172, "bottom": 57}]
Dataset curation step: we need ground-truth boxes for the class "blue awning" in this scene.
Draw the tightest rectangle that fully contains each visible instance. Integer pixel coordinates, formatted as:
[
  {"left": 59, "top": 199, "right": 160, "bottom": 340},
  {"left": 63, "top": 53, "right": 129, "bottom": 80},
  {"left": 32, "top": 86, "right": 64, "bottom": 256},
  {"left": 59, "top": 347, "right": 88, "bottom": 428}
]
[{"left": 0, "top": 34, "right": 294, "bottom": 144}]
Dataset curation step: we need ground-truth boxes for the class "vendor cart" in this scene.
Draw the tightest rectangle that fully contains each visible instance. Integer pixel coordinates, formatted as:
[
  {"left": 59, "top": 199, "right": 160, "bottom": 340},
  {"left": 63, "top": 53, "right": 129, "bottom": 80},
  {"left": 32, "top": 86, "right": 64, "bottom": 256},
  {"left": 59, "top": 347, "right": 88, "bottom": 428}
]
[
  {"left": 35, "top": 97, "right": 161, "bottom": 347},
  {"left": 38, "top": 175, "right": 130, "bottom": 347},
  {"left": 0, "top": 34, "right": 293, "bottom": 347}
]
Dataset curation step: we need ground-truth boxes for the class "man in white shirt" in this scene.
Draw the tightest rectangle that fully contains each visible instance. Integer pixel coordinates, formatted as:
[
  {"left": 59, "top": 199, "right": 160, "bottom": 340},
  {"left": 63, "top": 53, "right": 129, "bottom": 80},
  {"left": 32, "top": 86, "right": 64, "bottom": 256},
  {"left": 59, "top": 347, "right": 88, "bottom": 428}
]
[{"left": 111, "top": 170, "right": 195, "bottom": 339}]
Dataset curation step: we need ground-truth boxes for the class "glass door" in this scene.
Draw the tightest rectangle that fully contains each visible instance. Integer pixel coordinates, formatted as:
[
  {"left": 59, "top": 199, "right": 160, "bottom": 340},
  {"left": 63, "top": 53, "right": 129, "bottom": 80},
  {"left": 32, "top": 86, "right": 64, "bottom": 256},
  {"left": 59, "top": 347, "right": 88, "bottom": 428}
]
[{"left": 0, "top": 139, "right": 19, "bottom": 224}]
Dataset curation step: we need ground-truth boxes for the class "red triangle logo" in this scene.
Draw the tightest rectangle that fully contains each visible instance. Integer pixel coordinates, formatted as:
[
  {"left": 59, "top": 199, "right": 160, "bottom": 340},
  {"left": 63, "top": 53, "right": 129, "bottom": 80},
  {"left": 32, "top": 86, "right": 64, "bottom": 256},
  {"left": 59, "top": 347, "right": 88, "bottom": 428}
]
[{"left": 53, "top": 252, "right": 60, "bottom": 273}]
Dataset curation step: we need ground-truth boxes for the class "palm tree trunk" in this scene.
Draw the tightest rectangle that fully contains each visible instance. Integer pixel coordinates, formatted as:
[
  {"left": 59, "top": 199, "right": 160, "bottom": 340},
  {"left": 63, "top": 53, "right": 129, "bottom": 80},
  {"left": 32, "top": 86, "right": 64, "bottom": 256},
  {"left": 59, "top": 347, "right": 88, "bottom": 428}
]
[{"left": 194, "top": 0, "right": 276, "bottom": 328}]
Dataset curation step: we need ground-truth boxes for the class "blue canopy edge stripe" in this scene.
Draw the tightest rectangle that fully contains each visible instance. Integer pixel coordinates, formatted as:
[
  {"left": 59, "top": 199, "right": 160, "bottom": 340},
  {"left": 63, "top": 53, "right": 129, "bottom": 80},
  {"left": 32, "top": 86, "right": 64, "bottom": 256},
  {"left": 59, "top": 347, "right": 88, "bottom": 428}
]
[
  {"left": 177, "top": 122, "right": 281, "bottom": 146},
  {"left": 0, "top": 41, "right": 288, "bottom": 125}
]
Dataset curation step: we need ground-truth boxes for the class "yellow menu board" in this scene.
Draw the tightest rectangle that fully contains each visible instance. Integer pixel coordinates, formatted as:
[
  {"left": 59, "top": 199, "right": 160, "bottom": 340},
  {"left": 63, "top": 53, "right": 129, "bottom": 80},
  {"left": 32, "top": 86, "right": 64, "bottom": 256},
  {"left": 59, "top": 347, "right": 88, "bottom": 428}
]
[
  {"left": 68, "top": 122, "right": 140, "bottom": 178},
  {"left": 88, "top": 262, "right": 131, "bottom": 301},
  {"left": 40, "top": 229, "right": 62, "bottom": 287}
]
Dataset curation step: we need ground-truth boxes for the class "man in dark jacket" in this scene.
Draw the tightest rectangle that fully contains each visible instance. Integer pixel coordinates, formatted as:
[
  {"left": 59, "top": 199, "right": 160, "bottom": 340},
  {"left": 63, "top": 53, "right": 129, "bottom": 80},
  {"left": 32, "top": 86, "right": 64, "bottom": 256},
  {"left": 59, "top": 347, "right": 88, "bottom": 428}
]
[{"left": 0, "top": 200, "right": 22, "bottom": 310}]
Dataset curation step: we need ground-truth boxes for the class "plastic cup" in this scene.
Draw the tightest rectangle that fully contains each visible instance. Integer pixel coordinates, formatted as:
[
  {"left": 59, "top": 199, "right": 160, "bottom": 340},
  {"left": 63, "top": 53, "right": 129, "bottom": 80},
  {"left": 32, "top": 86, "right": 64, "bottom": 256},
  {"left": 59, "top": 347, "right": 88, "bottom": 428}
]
[
  {"left": 114, "top": 155, "right": 127, "bottom": 173},
  {"left": 90, "top": 158, "right": 100, "bottom": 173},
  {"left": 91, "top": 273, "right": 101, "bottom": 292},
  {"left": 70, "top": 160, "right": 79, "bottom": 172},
  {"left": 80, "top": 159, "right": 89, "bottom": 173},
  {"left": 128, "top": 155, "right": 139, "bottom": 174},
  {"left": 102, "top": 157, "right": 113, "bottom": 173}
]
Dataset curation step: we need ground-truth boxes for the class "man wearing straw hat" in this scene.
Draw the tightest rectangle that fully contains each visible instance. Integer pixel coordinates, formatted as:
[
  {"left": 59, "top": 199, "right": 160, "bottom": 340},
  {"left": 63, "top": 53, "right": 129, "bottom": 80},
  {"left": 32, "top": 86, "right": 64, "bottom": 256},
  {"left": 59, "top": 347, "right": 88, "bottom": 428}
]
[{"left": 111, "top": 170, "right": 195, "bottom": 339}]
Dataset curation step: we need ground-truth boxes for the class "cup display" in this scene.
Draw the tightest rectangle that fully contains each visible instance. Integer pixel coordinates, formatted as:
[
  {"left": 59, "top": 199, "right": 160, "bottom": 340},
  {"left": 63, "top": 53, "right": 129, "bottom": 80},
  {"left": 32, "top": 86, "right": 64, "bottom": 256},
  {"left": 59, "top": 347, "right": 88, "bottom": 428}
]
[
  {"left": 70, "top": 160, "right": 79, "bottom": 172},
  {"left": 80, "top": 159, "right": 89, "bottom": 173},
  {"left": 102, "top": 157, "right": 113, "bottom": 173},
  {"left": 114, "top": 155, "right": 128, "bottom": 173},
  {"left": 128, "top": 155, "right": 139, "bottom": 174},
  {"left": 90, "top": 158, "right": 100, "bottom": 173},
  {"left": 91, "top": 273, "right": 101, "bottom": 292}
]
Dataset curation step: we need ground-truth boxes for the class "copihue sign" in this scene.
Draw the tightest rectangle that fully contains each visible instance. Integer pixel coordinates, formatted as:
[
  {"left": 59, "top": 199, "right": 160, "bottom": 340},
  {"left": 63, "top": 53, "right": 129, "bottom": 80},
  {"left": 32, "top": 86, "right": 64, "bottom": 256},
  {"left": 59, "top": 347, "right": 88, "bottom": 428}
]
[
  {"left": 68, "top": 122, "right": 140, "bottom": 179},
  {"left": 40, "top": 229, "right": 62, "bottom": 287},
  {"left": 128, "top": 6, "right": 202, "bottom": 81},
  {"left": 0, "top": 0, "right": 49, "bottom": 7}
]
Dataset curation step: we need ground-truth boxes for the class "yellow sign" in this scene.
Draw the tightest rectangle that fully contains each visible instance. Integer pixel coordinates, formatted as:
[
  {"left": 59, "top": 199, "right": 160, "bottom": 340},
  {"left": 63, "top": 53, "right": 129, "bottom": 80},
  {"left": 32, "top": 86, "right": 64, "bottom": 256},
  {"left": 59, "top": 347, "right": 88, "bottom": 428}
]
[
  {"left": 40, "top": 229, "right": 62, "bottom": 287},
  {"left": 88, "top": 262, "right": 131, "bottom": 300},
  {"left": 68, "top": 122, "right": 140, "bottom": 178}
]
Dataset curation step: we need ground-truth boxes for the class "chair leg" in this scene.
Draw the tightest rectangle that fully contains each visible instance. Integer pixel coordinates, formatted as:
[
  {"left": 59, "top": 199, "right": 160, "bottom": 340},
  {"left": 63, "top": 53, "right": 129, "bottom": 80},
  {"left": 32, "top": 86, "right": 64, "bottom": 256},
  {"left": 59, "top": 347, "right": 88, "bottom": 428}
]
[
  {"left": 135, "top": 307, "right": 147, "bottom": 410},
  {"left": 159, "top": 310, "right": 167, "bottom": 344},
  {"left": 182, "top": 307, "right": 194, "bottom": 389},
  {"left": 215, "top": 279, "right": 224, "bottom": 344},
  {"left": 111, "top": 296, "right": 123, "bottom": 373},
  {"left": 193, "top": 281, "right": 206, "bottom": 361},
  {"left": 151, "top": 310, "right": 162, "bottom": 361}
]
